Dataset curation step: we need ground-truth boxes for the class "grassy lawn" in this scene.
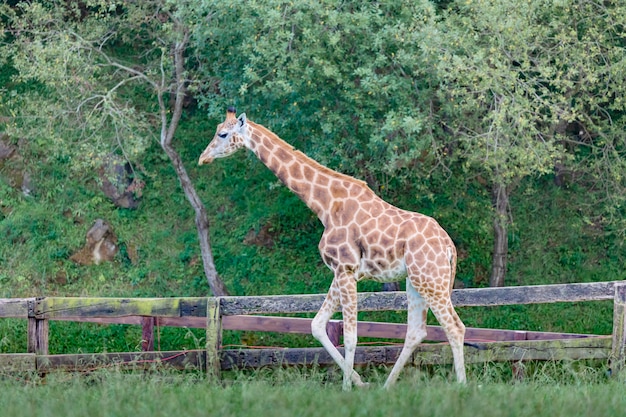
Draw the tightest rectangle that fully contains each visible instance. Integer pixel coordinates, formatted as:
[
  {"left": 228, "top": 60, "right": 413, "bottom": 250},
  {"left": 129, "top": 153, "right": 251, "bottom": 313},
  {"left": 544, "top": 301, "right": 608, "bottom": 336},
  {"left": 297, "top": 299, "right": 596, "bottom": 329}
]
[{"left": 1, "top": 367, "right": 624, "bottom": 417}]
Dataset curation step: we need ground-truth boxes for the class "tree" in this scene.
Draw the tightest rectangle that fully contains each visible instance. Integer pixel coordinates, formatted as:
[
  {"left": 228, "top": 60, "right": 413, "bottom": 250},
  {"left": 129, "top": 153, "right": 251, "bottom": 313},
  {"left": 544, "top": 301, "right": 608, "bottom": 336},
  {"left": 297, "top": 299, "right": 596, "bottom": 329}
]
[
  {"left": 430, "top": 0, "right": 626, "bottom": 286},
  {"left": 188, "top": 0, "right": 448, "bottom": 291},
  {"left": 541, "top": 0, "right": 626, "bottom": 235},
  {"left": 1, "top": 0, "right": 229, "bottom": 295},
  {"left": 192, "top": 0, "right": 444, "bottom": 189},
  {"left": 429, "top": 0, "right": 565, "bottom": 286}
]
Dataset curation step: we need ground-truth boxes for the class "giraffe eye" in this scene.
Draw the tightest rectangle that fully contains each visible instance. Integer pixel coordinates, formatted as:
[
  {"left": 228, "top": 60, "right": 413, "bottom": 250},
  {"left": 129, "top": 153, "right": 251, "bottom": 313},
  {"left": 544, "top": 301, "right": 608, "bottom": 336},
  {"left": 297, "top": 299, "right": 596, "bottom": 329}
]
[{"left": 218, "top": 132, "right": 228, "bottom": 139}]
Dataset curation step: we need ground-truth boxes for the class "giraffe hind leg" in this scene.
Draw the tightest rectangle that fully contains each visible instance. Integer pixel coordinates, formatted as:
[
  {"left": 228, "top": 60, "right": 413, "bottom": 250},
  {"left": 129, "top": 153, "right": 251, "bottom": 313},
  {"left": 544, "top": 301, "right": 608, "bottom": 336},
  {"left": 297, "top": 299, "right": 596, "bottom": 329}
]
[
  {"left": 406, "top": 256, "right": 467, "bottom": 384},
  {"left": 424, "top": 295, "right": 466, "bottom": 383}
]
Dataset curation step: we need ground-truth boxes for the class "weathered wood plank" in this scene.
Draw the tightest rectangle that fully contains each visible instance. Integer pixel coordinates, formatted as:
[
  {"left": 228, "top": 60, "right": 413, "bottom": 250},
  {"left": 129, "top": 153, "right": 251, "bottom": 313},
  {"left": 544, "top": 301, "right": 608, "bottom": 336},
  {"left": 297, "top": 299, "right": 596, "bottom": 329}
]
[
  {"left": 0, "top": 298, "right": 33, "bottom": 318},
  {"left": 43, "top": 314, "right": 602, "bottom": 344},
  {"left": 158, "top": 316, "right": 206, "bottom": 328},
  {"left": 164, "top": 314, "right": 603, "bottom": 344},
  {"left": 358, "top": 321, "right": 598, "bottom": 342},
  {"left": 27, "top": 318, "right": 48, "bottom": 355},
  {"left": 453, "top": 281, "right": 618, "bottom": 307},
  {"left": 0, "top": 354, "right": 36, "bottom": 372},
  {"left": 36, "top": 350, "right": 205, "bottom": 373},
  {"left": 35, "top": 297, "right": 207, "bottom": 319},
  {"left": 206, "top": 298, "right": 222, "bottom": 379},
  {"left": 222, "top": 315, "right": 580, "bottom": 342},
  {"left": 141, "top": 317, "right": 155, "bottom": 351},
  {"left": 8, "top": 336, "right": 609, "bottom": 374},
  {"left": 415, "top": 337, "right": 612, "bottom": 365},
  {"left": 54, "top": 316, "right": 145, "bottom": 325},
  {"left": 222, "top": 315, "right": 318, "bottom": 334},
  {"left": 14, "top": 281, "right": 620, "bottom": 319},
  {"left": 218, "top": 292, "right": 408, "bottom": 315},
  {"left": 522, "top": 330, "right": 598, "bottom": 341},
  {"left": 51, "top": 315, "right": 208, "bottom": 328},
  {"left": 610, "top": 283, "right": 626, "bottom": 377},
  {"left": 220, "top": 293, "right": 326, "bottom": 316},
  {"left": 327, "top": 321, "right": 343, "bottom": 347},
  {"left": 219, "top": 281, "right": 619, "bottom": 315},
  {"left": 220, "top": 337, "right": 612, "bottom": 370}
]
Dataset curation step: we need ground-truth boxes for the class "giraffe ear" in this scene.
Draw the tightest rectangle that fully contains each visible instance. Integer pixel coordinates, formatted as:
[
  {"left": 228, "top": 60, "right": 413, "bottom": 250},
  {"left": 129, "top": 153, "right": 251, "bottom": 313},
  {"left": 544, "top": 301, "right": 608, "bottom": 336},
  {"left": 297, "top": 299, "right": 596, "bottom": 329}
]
[{"left": 237, "top": 113, "right": 247, "bottom": 128}]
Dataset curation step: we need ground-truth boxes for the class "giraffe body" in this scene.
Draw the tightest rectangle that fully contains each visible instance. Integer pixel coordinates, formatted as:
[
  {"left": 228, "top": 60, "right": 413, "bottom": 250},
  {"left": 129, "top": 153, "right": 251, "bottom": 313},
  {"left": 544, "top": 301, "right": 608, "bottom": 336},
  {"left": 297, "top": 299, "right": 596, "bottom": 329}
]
[{"left": 199, "top": 109, "right": 466, "bottom": 389}]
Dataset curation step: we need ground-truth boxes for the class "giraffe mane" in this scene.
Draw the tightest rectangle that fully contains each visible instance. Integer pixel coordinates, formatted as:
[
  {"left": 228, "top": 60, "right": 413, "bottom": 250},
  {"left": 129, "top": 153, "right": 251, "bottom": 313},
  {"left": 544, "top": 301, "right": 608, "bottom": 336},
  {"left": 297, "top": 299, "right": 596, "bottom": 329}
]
[{"left": 248, "top": 120, "right": 369, "bottom": 188}]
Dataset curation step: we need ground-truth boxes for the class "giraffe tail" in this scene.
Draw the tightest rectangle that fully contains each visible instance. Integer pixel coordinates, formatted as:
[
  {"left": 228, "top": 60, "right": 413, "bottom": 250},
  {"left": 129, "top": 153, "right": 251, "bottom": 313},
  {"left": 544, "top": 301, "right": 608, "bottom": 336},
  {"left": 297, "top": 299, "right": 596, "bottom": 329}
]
[
  {"left": 464, "top": 341, "right": 487, "bottom": 350},
  {"left": 447, "top": 245, "right": 458, "bottom": 294}
]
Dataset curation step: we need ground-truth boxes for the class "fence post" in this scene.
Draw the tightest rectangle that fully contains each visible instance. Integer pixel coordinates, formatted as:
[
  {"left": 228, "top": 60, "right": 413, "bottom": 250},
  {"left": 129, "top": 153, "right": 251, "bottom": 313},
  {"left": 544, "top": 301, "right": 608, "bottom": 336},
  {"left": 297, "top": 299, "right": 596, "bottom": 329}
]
[
  {"left": 27, "top": 298, "right": 49, "bottom": 356},
  {"left": 206, "top": 297, "right": 222, "bottom": 380},
  {"left": 610, "top": 283, "right": 626, "bottom": 378},
  {"left": 141, "top": 316, "right": 155, "bottom": 351}
]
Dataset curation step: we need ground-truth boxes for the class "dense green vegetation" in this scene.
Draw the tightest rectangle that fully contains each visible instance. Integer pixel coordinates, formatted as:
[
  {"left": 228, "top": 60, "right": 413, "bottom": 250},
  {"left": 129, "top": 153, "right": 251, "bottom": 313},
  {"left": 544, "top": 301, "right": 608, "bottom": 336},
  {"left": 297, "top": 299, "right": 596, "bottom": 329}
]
[
  {"left": 0, "top": 111, "right": 620, "bottom": 355},
  {"left": 0, "top": 0, "right": 625, "bottom": 382}
]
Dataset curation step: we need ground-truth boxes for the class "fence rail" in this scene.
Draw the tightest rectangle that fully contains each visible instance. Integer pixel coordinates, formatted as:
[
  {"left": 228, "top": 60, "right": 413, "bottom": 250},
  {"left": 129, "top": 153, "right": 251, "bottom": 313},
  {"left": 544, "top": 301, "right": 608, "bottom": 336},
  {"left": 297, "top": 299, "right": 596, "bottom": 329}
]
[{"left": 0, "top": 280, "right": 625, "bottom": 377}]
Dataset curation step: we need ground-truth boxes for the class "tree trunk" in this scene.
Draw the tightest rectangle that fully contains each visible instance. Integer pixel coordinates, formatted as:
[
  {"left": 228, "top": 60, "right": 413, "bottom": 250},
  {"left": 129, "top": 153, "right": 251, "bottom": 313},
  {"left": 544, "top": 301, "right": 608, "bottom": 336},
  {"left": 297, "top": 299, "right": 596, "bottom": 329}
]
[
  {"left": 160, "top": 142, "right": 229, "bottom": 296},
  {"left": 157, "top": 32, "right": 229, "bottom": 296},
  {"left": 490, "top": 182, "right": 509, "bottom": 287}
]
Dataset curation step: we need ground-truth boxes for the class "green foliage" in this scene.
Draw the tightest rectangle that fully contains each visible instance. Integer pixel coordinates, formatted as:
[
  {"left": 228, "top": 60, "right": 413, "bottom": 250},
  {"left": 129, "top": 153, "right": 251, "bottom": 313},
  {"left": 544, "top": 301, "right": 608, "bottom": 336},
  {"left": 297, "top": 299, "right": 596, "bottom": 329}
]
[
  {"left": 0, "top": 319, "right": 27, "bottom": 353},
  {"left": 192, "top": 0, "right": 442, "bottom": 187},
  {"left": 1, "top": 0, "right": 626, "bottom": 363},
  {"left": 0, "top": 1, "right": 173, "bottom": 171},
  {"left": 433, "top": 0, "right": 626, "bottom": 218},
  {"left": 1, "top": 0, "right": 241, "bottom": 296}
]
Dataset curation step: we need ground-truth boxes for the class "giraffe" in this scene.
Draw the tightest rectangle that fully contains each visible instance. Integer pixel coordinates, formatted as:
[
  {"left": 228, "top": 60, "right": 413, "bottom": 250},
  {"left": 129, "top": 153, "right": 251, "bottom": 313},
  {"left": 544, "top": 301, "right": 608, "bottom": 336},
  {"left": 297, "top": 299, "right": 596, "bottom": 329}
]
[{"left": 199, "top": 108, "right": 466, "bottom": 390}]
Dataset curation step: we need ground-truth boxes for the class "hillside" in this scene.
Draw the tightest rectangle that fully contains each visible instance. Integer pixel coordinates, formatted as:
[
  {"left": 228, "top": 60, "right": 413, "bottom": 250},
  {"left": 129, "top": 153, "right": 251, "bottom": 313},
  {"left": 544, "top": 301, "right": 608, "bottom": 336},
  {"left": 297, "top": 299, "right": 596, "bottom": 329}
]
[
  {"left": 0, "top": 110, "right": 623, "bottom": 354},
  {"left": 2, "top": 112, "right": 623, "bottom": 297}
]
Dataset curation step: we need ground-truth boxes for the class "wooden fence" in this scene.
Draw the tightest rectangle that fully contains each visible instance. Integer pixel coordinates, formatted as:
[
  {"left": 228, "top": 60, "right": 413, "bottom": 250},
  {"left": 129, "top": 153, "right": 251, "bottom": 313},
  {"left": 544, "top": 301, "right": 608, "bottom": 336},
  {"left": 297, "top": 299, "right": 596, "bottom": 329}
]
[{"left": 0, "top": 280, "right": 625, "bottom": 377}]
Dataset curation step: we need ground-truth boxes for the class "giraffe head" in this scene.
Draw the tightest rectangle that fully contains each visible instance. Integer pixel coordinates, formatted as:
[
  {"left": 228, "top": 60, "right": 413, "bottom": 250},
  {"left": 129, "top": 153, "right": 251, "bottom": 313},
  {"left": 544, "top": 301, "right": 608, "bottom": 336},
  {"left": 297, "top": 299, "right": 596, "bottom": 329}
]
[{"left": 198, "top": 107, "right": 248, "bottom": 165}]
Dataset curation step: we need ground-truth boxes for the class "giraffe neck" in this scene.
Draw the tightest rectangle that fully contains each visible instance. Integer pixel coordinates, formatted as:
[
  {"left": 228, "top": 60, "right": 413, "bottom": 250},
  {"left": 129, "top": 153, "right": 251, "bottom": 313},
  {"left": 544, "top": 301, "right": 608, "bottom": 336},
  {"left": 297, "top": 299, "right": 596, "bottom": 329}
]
[{"left": 245, "top": 121, "right": 369, "bottom": 225}]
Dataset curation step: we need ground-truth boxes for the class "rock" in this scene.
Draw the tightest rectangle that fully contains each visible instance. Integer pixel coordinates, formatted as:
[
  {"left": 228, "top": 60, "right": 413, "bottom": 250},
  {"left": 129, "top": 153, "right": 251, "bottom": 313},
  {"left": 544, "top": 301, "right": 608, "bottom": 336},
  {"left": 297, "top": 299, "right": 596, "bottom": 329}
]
[
  {"left": 70, "top": 219, "right": 118, "bottom": 265},
  {"left": 0, "top": 136, "right": 16, "bottom": 159},
  {"left": 98, "top": 155, "right": 143, "bottom": 209},
  {"left": 0, "top": 135, "right": 33, "bottom": 196},
  {"left": 243, "top": 223, "right": 277, "bottom": 249}
]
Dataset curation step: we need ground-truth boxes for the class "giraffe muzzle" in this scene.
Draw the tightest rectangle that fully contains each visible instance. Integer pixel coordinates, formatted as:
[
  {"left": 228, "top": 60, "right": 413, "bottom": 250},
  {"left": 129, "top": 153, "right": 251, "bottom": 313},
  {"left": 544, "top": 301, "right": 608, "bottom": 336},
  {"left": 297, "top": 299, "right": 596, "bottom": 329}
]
[{"left": 198, "top": 155, "right": 214, "bottom": 165}]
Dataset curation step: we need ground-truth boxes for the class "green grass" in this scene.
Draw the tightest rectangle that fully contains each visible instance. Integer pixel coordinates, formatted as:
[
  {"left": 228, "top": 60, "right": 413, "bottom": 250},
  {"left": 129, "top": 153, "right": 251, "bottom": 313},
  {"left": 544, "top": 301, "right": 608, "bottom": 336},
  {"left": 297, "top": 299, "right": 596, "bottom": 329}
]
[{"left": 0, "top": 366, "right": 624, "bottom": 417}]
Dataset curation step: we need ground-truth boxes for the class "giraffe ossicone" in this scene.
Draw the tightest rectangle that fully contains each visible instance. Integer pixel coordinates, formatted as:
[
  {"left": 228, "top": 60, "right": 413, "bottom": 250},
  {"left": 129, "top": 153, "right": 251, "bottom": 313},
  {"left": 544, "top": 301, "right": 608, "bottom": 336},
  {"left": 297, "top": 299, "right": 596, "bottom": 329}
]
[{"left": 199, "top": 108, "right": 466, "bottom": 389}]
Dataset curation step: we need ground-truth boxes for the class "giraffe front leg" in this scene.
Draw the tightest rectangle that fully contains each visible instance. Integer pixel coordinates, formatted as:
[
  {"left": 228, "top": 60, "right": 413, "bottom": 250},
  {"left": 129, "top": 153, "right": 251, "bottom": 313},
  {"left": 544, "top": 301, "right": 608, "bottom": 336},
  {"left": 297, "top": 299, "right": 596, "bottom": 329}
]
[
  {"left": 340, "top": 303, "right": 358, "bottom": 390},
  {"left": 311, "top": 275, "right": 365, "bottom": 389}
]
